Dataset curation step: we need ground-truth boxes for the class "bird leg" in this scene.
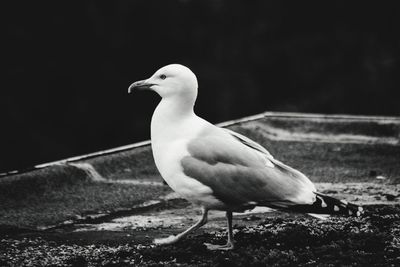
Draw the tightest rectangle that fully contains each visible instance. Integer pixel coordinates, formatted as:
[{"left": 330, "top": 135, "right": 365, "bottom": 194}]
[
  {"left": 204, "top": 211, "right": 235, "bottom": 250},
  {"left": 153, "top": 207, "right": 208, "bottom": 245}
]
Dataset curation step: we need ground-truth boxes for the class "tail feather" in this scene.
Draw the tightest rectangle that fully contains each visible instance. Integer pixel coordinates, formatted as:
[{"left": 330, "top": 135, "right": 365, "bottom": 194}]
[{"left": 287, "top": 192, "right": 364, "bottom": 217}]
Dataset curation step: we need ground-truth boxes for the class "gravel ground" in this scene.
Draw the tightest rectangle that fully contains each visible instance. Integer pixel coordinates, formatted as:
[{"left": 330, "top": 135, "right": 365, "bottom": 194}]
[{"left": 1, "top": 205, "right": 399, "bottom": 267}]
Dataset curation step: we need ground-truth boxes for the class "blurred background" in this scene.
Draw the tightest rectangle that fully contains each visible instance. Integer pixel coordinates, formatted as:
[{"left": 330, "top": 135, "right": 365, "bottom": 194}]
[{"left": 1, "top": 0, "right": 399, "bottom": 172}]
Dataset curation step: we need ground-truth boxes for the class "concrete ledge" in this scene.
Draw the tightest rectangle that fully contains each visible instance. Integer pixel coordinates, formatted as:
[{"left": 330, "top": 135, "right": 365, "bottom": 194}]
[{"left": 1, "top": 111, "right": 399, "bottom": 178}]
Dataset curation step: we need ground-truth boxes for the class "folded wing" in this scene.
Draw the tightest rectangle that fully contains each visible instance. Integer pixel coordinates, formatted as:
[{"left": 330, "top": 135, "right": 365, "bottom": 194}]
[{"left": 181, "top": 128, "right": 316, "bottom": 210}]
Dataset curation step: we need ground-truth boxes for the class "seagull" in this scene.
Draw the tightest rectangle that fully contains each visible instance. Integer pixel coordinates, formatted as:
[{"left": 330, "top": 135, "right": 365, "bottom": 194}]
[{"left": 128, "top": 64, "right": 363, "bottom": 250}]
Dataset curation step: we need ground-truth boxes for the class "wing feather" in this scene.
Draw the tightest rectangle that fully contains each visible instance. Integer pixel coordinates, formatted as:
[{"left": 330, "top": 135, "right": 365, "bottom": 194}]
[
  {"left": 223, "top": 128, "right": 273, "bottom": 158},
  {"left": 181, "top": 129, "right": 316, "bottom": 209}
]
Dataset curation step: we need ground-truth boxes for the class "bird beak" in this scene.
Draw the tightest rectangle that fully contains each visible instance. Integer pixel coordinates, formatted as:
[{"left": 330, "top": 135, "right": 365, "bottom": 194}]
[{"left": 128, "top": 79, "right": 155, "bottom": 93}]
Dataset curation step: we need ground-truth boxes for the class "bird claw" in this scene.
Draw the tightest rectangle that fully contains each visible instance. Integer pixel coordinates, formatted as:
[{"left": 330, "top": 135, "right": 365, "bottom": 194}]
[
  {"left": 204, "top": 242, "right": 235, "bottom": 251},
  {"left": 153, "top": 235, "right": 179, "bottom": 245}
]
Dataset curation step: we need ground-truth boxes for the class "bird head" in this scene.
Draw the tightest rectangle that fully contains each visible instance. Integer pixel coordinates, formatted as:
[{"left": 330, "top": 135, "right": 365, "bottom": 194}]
[{"left": 128, "top": 64, "right": 198, "bottom": 101}]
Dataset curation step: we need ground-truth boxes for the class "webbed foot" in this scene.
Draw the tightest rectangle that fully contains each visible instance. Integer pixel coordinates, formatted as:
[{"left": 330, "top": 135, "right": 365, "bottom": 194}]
[
  {"left": 204, "top": 241, "right": 235, "bottom": 251},
  {"left": 153, "top": 235, "right": 179, "bottom": 245}
]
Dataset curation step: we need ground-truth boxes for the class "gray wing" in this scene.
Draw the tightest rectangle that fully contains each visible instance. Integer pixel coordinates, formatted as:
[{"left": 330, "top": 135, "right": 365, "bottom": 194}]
[
  {"left": 223, "top": 128, "right": 274, "bottom": 158},
  {"left": 181, "top": 130, "right": 316, "bottom": 209}
]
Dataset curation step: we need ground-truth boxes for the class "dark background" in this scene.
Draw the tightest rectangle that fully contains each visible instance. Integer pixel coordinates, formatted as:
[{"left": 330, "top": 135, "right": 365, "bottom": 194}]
[{"left": 1, "top": 0, "right": 399, "bottom": 172}]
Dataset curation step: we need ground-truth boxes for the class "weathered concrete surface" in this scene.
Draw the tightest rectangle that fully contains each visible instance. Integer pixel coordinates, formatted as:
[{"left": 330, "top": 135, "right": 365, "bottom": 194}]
[{"left": 1, "top": 112, "right": 400, "bottom": 266}]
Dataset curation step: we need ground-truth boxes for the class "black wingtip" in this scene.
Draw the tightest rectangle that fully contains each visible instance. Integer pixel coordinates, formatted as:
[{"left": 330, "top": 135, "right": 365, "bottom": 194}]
[{"left": 288, "top": 192, "right": 364, "bottom": 217}]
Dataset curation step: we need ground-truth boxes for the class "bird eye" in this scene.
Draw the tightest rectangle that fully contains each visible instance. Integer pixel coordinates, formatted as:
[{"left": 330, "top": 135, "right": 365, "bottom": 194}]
[{"left": 160, "top": 74, "right": 166, "bottom": 80}]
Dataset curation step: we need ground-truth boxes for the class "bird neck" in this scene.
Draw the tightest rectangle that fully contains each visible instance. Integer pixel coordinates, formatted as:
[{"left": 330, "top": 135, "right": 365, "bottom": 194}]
[
  {"left": 151, "top": 96, "right": 196, "bottom": 136},
  {"left": 158, "top": 95, "right": 195, "bottom": 115}
]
